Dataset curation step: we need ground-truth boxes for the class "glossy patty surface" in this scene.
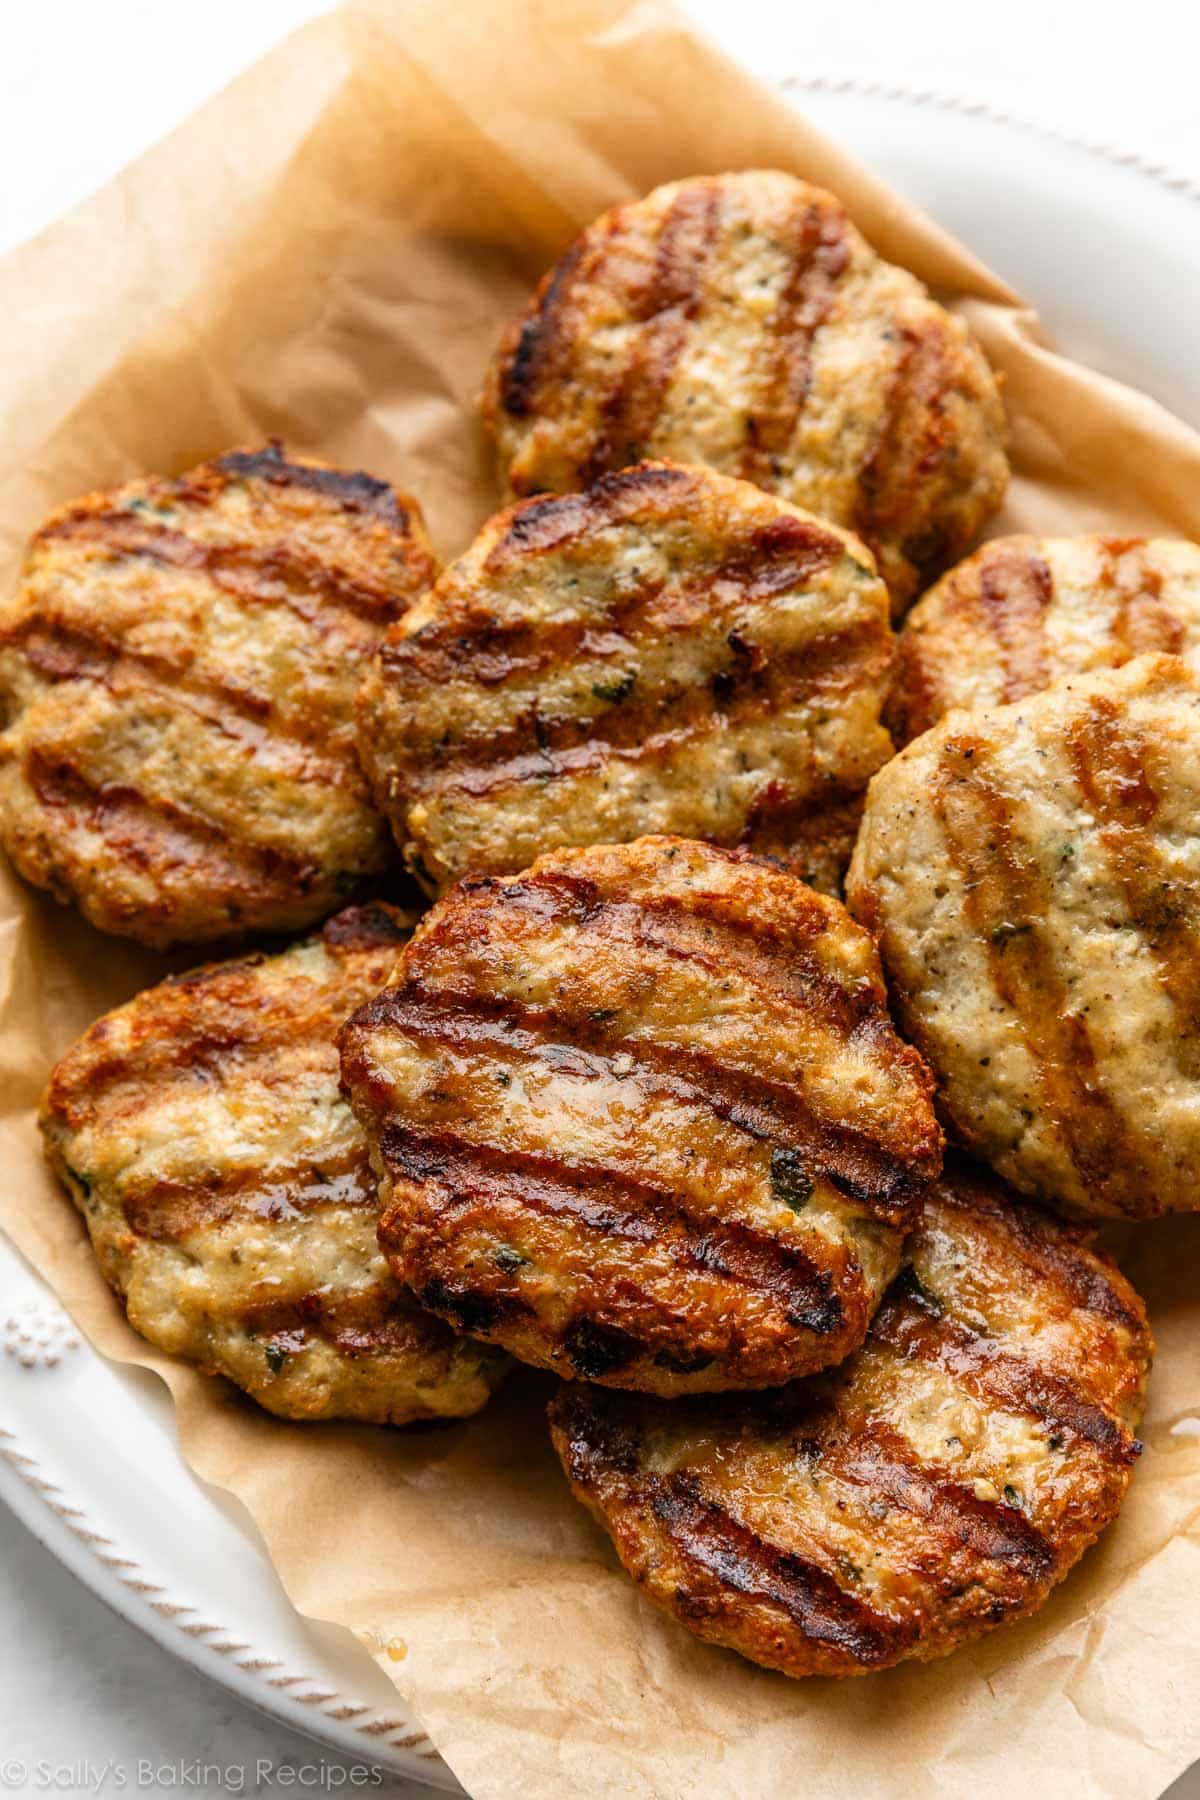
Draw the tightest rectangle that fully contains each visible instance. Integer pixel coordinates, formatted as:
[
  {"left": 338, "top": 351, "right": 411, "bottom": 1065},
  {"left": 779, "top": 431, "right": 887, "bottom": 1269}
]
[
  {"left": 551, "top": 1158, "right": 1151, "bottom": 1678},
  {"left": 357, "top": 461, "right": 895, "bottom": 896},
  {"left": 483, "top": 171, "right": 1008, "bottom": 609},
  {"left": 41, "top": 904, "right": 507, "bottom": 1424},
  {"left": 339, "top": 837, "right": 942, "bottom": 1395},
  {"left": 0, "top": 443, "right": 438, "bottom": 947},
  {"left": 890, "top": 534, "right": 1200, "bottom": 742},
  {"left": 849, "top": 654, "right": 1200, "bottom": 1219}
]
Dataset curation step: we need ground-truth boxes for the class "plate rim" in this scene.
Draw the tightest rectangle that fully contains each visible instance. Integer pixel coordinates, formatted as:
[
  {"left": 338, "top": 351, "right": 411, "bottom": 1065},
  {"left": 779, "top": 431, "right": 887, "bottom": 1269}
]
[
  {"left": 781, "top": 70, "right": 1200, "bottom": 204},
  {"left": 0, "top": 1237, "right": 459, "bottom": 1792},
  {"left": 0, "top": 1415, "right": 451, "bottom": 1786}
]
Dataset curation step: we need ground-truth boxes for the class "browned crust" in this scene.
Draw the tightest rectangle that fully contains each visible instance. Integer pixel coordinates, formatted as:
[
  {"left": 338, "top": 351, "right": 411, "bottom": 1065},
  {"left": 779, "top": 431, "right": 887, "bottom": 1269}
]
[
  {"left": 0, "top": 443, "right": 438, "bottom": 947},
  {"left": 482, "top": 172, "right": 1008, "bottom": 609},
  {"left": 548, "top": 1157, "right": 1151, "bottom": 1678},
  {"left": 1066, "top": 693, "right": 1200, "bottom": 1043},
  {"left": 39, "top": 904, "right": 509, "bottom": 1425},
  {"left": 854, "top": 655, "right": 1200, "bottom": 1219},
  {"left": 579, "top": 185, "right": 725, "bottom": 485},
  {"left": 340, "top": 836, "right": 942, "bottom": 1395},
  {"left": 887, "top": 535, "right": 1197, "bottom": 744},
  {"left": 738, "top": 198, "right": 852, "bottom": 488},
  {"left": 212, "top": 442, "right": 411, "bottom": 526},
  {"left": 929, "top": 730, "right": 1143, "bottom": 1205},
  {"left": 357, "top": 459, "right": 895, "bottom": 892}
]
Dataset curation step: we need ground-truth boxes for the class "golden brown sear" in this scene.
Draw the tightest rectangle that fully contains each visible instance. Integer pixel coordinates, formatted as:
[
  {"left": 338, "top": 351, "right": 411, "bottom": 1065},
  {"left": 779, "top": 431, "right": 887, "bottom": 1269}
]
[
  {"left": 848, "top": 654, "right": 1200, "bottom": 1220},
  {"left": 482, "top": 171, "right": 1008, "bottom": 610},
  {"left": 339, "top": 837, "right": 943, "bottom": 1395},
  {"left": 889, "top": 533, "right": 1200, "bottom": 742},
  {"left": 550, "top": 1157, "right": 1151, "bottom": 1678},
  {"left": 0, "top": 442, "right": 438, "bottom": 948},
  {"left": 357, "top": 461, "right": 895, "bottom": 896},
  {"left": 40, "top": 904, "right": 508, "bottom": 1425}
]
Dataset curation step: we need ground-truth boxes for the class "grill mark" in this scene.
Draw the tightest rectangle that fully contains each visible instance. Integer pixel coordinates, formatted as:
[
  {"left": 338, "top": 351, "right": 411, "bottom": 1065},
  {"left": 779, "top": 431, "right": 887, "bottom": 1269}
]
[
  {"left": 710, "top": 512, "right": 848, "bottom": 597},
  {"left": 409, "top": 620, "right": 880, "bottom": 794},
  {"left": 872, "top": 1276, "right": 1140, "bottom": 1464},
  {"left": 381, "top": 606, "right": 626, "bottom": 689},
  {"left": 856, "top": 323, "right": 957, "bottom": 584},
  {"left": 644, "top": 1472, "right": 907, "bottom": 1665},
  {"left": 25, "top": 749, "right": 322, "bottom": 898},
  {"left": 885, "top": 637, "right": 934, "bottom": 744},
  {"left": 56, "top": 936, "right": 401, "bottom": 1110},
  {"left": 122, "top": 1146, "right": 378, "bottom": 1240},
  {"left": 554, "top": 1387, "right": 646, "bottom": 1482},
  {"left": 485, "top": 464, "right": 697, "bottom": 568},
  {"left": 409, "top": 1275, "right": 532, "bottom": 1339},
  {"left": 581, "top": 185, "right": 724, "bottom": 484},
  {"left": 975, "top": 545, "right": 1053, "bottom": 702},
  {"left": 827, "top": 1421, "right": 1056, "bottom": 1581},
  {"left": 933, "top": 1171, "right": 1144, "bottom": 1331},
  {"left": 931, "top": 734, "right": 1141, "bottom": 1206},
  {"left": 65, "top": 1008, "right": 362, "bottom": 1105},
  {"left": 239, "top": 1283, "right": 440, "bottom": 1360},
  {"left": 211, "top": 442, "right": 408, "bottom": 526},
  {"left": 854, "top": 327, "right": 920, "bottom": 553},
  {"left": 1068, "top": 697, "right": 1200, "bottom": 1049},
  {"left": 355, "top": 984, "right": 924, "bottom": 1220},
  {"left": 392, "top": 509, "right": 848, "bottom": 703},
  {"left": 740, "top": 199, "right": 852, "bottom": 484},
  {"left": 9, "top": 614, "right": 360, "bottom": 783},
  {"left": 61, "top": 1026, "right": 323, "bottom": 1107},
  {"left": 39, "top": 512, "right": 404, "bottom": 629},
  {"left": 321, "top": 902, "right": 413, "bottom": 953},
  {"left": 11, "top": 614, "right": 268, "bottom": 717},
  {"left": 491, "top": 491, "right": 595, "bottom": 561},
  {"left": 1097, "top": 538, "right": 1181, "bottom": 658},
  {"left": 425, "top": 868, "right": 891, "bottom": 1056},
  {"left": 379, "top": 1122, "right": 847, "bottom": 1339},
  {"left": 500, "top": 236, "right": 592, "bottom": 422}
]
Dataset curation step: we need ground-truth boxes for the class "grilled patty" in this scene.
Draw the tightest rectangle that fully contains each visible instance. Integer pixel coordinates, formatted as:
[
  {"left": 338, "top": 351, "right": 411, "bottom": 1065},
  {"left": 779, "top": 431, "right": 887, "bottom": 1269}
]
[
  {"left": 550, "top": 1156, "right": 1151, "bottom": 1678},
  {"left": 849, "top": 654, "right": 1200, "bottom": 1219},
  {"left": 339, "top": 837, "right": 942, "bottom": 1395},
  {"left": 357, "top": 460, "right": 895, "bottom": 896},
  {"left": 890, "top": 534, "right": 1200, "bottom": 742},
  {"left": 0, "top": 442, "right": 438, "bottom": 948},
  {"left": 40, "top": 904, "right": 508, "bottom": 1425},
  {"left": 482, "top": 170, "right": 1008, "bottom": 610}
]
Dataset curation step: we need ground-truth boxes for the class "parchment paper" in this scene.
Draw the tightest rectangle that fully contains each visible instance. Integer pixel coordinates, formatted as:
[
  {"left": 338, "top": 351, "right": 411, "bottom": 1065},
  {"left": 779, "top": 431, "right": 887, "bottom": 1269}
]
[{"left": 2, "top": 3, "right": 1200, "bottom": 1796}]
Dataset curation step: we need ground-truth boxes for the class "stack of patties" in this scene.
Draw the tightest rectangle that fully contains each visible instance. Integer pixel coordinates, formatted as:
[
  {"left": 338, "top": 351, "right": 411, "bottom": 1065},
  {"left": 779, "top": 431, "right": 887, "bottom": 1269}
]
[
  {"left": 8, "top": 170, "right": 1177, "bottom": 1680},
  {"left": 41, "top": 903, "right": 509, "bottom": 1423},
  {"left": 15, "top": 444, "right": 506, "bottom": 1425},
  {"left": 338, "top": 837, "right": 1153, "bottom": 1674}
]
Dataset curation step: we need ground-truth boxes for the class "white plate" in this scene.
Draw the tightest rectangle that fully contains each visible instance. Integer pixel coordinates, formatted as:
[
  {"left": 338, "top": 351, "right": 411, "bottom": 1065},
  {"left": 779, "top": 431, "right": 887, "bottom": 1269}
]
[
  {"left": 3, "top": 79, "right": 1198, "bottom": 1798},
  {"left": 0, "top": 1233, "right": 456, "bottom": 1791}
]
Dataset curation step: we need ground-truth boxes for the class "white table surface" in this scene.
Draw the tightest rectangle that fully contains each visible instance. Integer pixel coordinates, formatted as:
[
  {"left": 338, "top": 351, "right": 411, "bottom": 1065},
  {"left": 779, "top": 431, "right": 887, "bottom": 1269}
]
[{"left": 2, "top": 4, "right": 1198, "bottom": 1797}]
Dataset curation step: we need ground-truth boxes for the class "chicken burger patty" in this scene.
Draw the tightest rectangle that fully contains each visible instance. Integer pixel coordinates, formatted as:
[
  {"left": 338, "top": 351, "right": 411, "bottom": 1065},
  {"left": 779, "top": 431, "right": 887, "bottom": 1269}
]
[
  {"left": 41, "top": 903, "right": 508, "bottom": 1425},
  {"left": 482, "top": 170, "right": 1008, "bottom": 610},
  {"left": 550, "top": 1157, "right": 1151, "bottom": 1678},
  {"left": 357, "top": 460, "right": 895, "bottom": 896},
  {"left": 0, "top": 442, "right": 438, "bottom": 947},
  {"left": 339, "top": 837, "right": 942, "bottom": 1395},
  {"left": 849, "top": 653, "right": 1200, "bottom": 1218},
  {"left": 889, "top": 534, "right": 1200, "bottom": 742}
]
